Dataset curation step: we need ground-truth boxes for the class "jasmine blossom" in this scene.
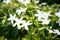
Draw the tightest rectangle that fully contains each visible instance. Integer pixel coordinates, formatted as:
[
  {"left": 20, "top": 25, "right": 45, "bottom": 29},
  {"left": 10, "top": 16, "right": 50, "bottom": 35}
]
[
  {"left": 13, "top": 17, "right": 24, "bottom": 29},
  {"left": 32, "top": 0, "right": 39, "bottom": 4},
  {"left": 55, "top": 10, "right": 60, "bottom": 18},
  {"left": 35, "top": 10, "right": 44, "bottom": 21},
  {"left": 41, "top": 2, "right": 47, "bottom": 5},
  {"left": 42, "top": 12, "right": 51, "bottom": 19},
  {"left": 16, "top": 7, "right": 27, "bottom": 15},
  {"left": 42, "top": 19, "right": 50, "bottom": 25},
  {"left": 35, "top": 10, "right": 51, "bottom": 21},
  {"left": 8, "top": 14, "right": 16, "bottom": 24},
  {"left": 23, "top": 20, "right": 32, "bottom": 30},
  {"left": 3, "top": 0, "right": 12, "bottom": 4},
  {"left": 53, "top": 29, "right": 60, "bottom": 35},
  {"left": 17, "top": 0, "right": 30, "bottom": 5},
  {"left": 49, "top": 30, "right": 53, "bottom": 33},
  {"left": 56, "top": 19, "right": 60, "bottom": 26},
  {"left": 39, "top": 2, "right": 47, "bottom": 6},
  {"left": 48, "top": 29, "right": 60, "bottom": 35}
]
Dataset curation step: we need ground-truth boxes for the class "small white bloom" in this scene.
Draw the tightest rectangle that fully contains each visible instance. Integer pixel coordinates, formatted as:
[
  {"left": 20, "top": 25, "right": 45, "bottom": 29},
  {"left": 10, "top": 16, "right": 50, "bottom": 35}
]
[
  {"left": 35, "top": 10, "right": 44, "bottom": 21},
  {"left": 42, "top": 12, "right": 51, "bottom": 19},
  {"left": 8, "top": 14, "right": 16, "bottom": 24},
  {"left": 41, "top": 2, "right": 47, "bottom": 5},
  {"left": 23, "top": 0, "right": 30, "bottom": 5},
  {"left": 16, "top": 7, "right": 27, "bottom": 15},
  {"left": 57, "top": 32, "right": 60, "bottom": 35},
  {"left": 33, "top": 0, "right": 39, "bottom": 3},
  {"left": 13, "top": 17, "right": 24, "bottom": 29},
  {"left": 17, "top": 0, "right": 30, "bottom": 5},
  {"left": 39, "top": 2, "right": 47, "bottom": 6},
  {"left": 23, "top": 20, "right": 32, "bottom": 30},
  {"left": 53, "top": 29, "right": 60, "bottom": 35},
  {"left": 53, "top": 29, "right": 59, "bottom": 33},
  {"left": 39, "top": 4, "right": 42, "bottom": 6},
  {"left": 3, "top": 0, "right": 12, "bottom": 4},
  {"left": 48, "top": 29, "right": 60, "bottom": 35},
  {"left": 42, "top": 19, "right": 50, "bottom": 25},
  {"left": 17, "top": 0, "right": 23, "bottom": 2},
  {"left": 56, "top": 19, "right": 60, "bottom": 26},
  {"left": 49, "top": 30, "right": 53, "bottom": 33},
  {"left": 55, "top": 10, "right": 60, "bottom": 18},
  {"left": 35, "top": 10, "right": 51, "bottom": 21}
]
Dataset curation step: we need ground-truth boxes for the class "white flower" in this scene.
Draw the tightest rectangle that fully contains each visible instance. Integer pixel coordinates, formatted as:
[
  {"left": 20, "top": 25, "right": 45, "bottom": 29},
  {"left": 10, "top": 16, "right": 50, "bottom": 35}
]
[
  {"left": 17, "top": 0, "right": 23, "bottom": 2},
  {"left": 16, "top": 7, "right": 27, "bottom": 15},
  {"left": 42, "top": 19, "right": 50, "bottom": 25},
  {"left": 53, "top": 29, "right": 60, "bottom": 35},
  {"left": 8, "top": 14, "right": 16, "bottom": 24},
  {"left": 53, "top": 29, "right": 59, "bottom": 33},
  {"left": 35, "top": 10, "right": 51, "bottom": 21},
  {"left": 33, "top": 0, "right": 39, "bottom": 3},
  {"left": 57, "top": 32, "right": 60, "bottom": 35},
  {"left": 56, "top": 19, "right": 60, "bottom": 26},
  {"left": 42, "top": 12, "right": 51, "bottom": 19},
  {"left": 13, "top": 17, "right": 24, "bottom": 29},
  {"left": 3, "top": 0, "right": 12, "bottom": 4},
  {"left": 41, "top": 2, "right": 47, "bottom": 5},
  {"left": 17, "top": 0, "right": 30, "bottom": 5},
  {"left": 49, "top": 30, "right": 53, "bottom": 33},
  {"left": 55, "top": 10, "right": 60, "bottom": 18},
  {"left": 39, "top": 4, "right": 42, "bottom": 6},
  {"left": 35, "top": 10, "right": 44, "bottom": 21},
  {"left": 23, "top": 20, "right": 32, "bottom": 30},
  {"left": 48, "top": 29, "right": 60, "bottom": 35},
  {"left": 23, "top": 0, "right": 30, "bottom": 5},
  {"left": 39, "top": 2, "right": 47, "bottom": 6}
]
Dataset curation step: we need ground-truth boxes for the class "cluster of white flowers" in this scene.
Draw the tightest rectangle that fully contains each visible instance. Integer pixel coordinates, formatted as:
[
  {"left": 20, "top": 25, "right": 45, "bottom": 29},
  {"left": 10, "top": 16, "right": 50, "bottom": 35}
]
[
  {"left": 35, "top": 10, "right": 51, "bottom": 25},
  {"left": 8, "top": 9, "right": 52, "bottom": 30},
  {"left": 48, "top": 29, "right": 60, "bottom": 35},
  {"left": 16, "top": 7, "right": 27, "bottom": 15},
  {"left": 17, "top": 0, "right": 30, "bottom": 5},
  {"left": 8, "top": 14, "right": 32, "bottom": 30},
  {"left": 8, "top": 14, "right": 16, "bottom": 24},
  {"left": 3, "top": 0, "right": 12, "bottom": 4}
]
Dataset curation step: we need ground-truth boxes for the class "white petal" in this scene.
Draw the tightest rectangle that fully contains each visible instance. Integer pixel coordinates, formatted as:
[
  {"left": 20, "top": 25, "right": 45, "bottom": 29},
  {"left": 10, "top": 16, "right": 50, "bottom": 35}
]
[
  {"left": 25, "top": 26, "right": 28, "bottom": 30},
  {"left": 10, "top": 14, "right": 12, "bottom": 17},
  {"left": 20, "top": 17, "right": 23, "bottom": 20},
  {"left": 17, "top": 24, "right": 21, "bottom": 29},
  {"left": 49, "top": 30, "right": 53, "bottom": 33},
  {"left": 13, "top": 23, "right": 17, "bottom": 27},
  {"left": 14, "top": 14, "right": 16, "bottom": 17},
  {"left": 35, "top": 14, "right": 39, "bottom": 16},
  {"left": 11, "top": 20, "right": 14, "bottom": 24}
]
